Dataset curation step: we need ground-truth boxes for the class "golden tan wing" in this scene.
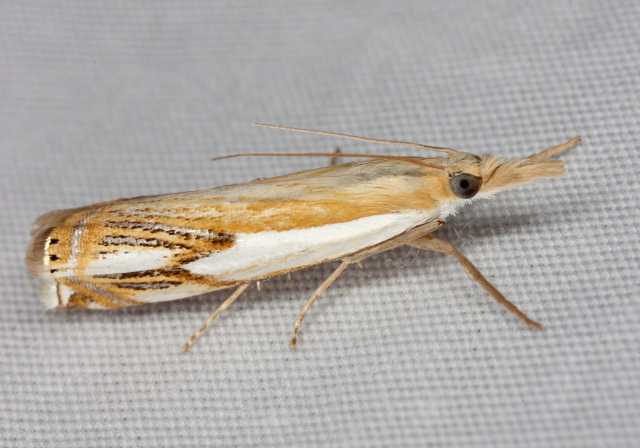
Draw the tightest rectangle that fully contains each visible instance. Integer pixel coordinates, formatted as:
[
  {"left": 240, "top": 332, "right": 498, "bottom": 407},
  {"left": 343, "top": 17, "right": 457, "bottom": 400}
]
[{"left": 27, "top": 159, "right": 447, "bottom": 308}]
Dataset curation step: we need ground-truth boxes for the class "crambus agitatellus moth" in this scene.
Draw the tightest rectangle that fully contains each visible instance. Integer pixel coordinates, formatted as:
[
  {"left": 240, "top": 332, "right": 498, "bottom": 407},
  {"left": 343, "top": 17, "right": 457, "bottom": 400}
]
[{"left": 26, "top": 124, "right": 580, "bottom": 351}]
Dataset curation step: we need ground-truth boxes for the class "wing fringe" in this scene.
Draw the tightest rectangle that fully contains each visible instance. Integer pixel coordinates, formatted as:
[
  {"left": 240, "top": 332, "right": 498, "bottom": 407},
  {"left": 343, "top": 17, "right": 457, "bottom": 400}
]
[{"left": 25, "top": 205, "right": 93, "bottom": 278}]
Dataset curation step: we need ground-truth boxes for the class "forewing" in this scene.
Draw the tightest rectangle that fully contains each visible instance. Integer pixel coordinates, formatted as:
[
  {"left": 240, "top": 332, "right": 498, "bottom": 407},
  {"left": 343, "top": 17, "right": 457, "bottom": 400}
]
[{"left": 28, "top": 160, "right": 442, "bottom": 308}]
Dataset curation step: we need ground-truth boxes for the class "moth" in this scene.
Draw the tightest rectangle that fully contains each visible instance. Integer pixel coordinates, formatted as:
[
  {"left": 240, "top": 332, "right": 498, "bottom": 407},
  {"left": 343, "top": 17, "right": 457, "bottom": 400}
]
[{"left": 26, "top": 124, "right": 580, "bottom": 351}]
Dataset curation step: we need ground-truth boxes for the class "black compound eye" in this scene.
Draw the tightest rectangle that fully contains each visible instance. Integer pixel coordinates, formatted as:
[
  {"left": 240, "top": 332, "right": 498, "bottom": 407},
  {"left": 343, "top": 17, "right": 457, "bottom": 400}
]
[{"left": 450, "top": 173, "right": 481, "bottom": 199}]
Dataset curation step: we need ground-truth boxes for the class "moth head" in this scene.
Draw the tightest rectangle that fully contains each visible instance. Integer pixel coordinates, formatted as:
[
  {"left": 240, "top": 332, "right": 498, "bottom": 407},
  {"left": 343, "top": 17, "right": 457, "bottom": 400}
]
[
  {"left": 446, "top": 153, "right": 566, "bottom": 200},
  {"left": 440, "top": 136, "right": 579, "bottom": 201}
]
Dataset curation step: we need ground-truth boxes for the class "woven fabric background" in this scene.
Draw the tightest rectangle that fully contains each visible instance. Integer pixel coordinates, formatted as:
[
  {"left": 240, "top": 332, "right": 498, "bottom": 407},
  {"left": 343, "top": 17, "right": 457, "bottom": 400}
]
[{"left": 1, "top": 1, "right": 639, "bottom": 447}]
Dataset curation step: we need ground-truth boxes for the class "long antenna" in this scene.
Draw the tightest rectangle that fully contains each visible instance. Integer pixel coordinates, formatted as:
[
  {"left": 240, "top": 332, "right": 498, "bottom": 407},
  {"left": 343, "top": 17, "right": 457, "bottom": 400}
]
[
  {"left": 212, "top": 152, "right": 446, "bottom": 170},
  {"left": 253, "top": 123, "right": 459, "bottom": 156}
]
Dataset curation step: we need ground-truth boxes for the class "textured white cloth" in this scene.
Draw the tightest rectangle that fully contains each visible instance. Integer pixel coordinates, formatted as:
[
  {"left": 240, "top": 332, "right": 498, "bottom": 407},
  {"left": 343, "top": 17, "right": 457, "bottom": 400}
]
[{"left": 1, "top": 1, "right": 639, "bottom": 447}]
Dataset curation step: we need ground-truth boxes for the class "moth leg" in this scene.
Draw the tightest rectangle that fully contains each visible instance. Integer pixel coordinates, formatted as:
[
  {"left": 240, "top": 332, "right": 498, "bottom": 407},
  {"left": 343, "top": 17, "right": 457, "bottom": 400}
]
[
  {"left": 290, "top": 261, "right": 349, "bottom": 348},
  {"left": 342, "top": 220, "right": 445, "bottom": 263},
  {"left": 407, "top": 236, "right": 542, "bottom": 329},
  {"left": 289, "top": 221, "right": 444, "bottom": 348},
  {"left": 182, "top": 283, "right": 250, "bottom": 353},
  {"left": 329, "top": 147, "right": 341, "bottom": 166}
]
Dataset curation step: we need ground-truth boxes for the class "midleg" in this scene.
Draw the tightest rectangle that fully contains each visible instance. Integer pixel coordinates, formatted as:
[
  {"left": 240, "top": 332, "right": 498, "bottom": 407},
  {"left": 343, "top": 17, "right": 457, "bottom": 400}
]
[
  {"left": 289, "top": 221, "right": 445, "bottom": 348},
  {"left": 182, "top": 283, "right": 251, "bottom": 353},
  {"left": 290, "top": 261, "right": 349, "bottom": 348}
]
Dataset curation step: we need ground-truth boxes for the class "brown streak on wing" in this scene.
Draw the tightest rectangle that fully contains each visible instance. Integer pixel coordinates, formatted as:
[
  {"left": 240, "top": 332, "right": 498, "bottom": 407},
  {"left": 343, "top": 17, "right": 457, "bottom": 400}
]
[
  {"left": 67, "top": 292, "right": 92, "bottom": 308},
  {"left": 115, "top": 282, "right": 181, "bottom": 290},
  {"left": 92, "top": 266, "right": 205, "bottom": 281},
  {"left": 59, "top": 277, "right": 143, "bottom": 308}
]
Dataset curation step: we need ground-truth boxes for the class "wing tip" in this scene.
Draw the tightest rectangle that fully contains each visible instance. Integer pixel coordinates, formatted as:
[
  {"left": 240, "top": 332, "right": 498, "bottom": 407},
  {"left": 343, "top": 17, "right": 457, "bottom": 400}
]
[
  {"left": 26, "top": 205, "right": 91, "bottom": 279},
  {"left": 25, "top": 229, "right": 50, "bottom": 279}
]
